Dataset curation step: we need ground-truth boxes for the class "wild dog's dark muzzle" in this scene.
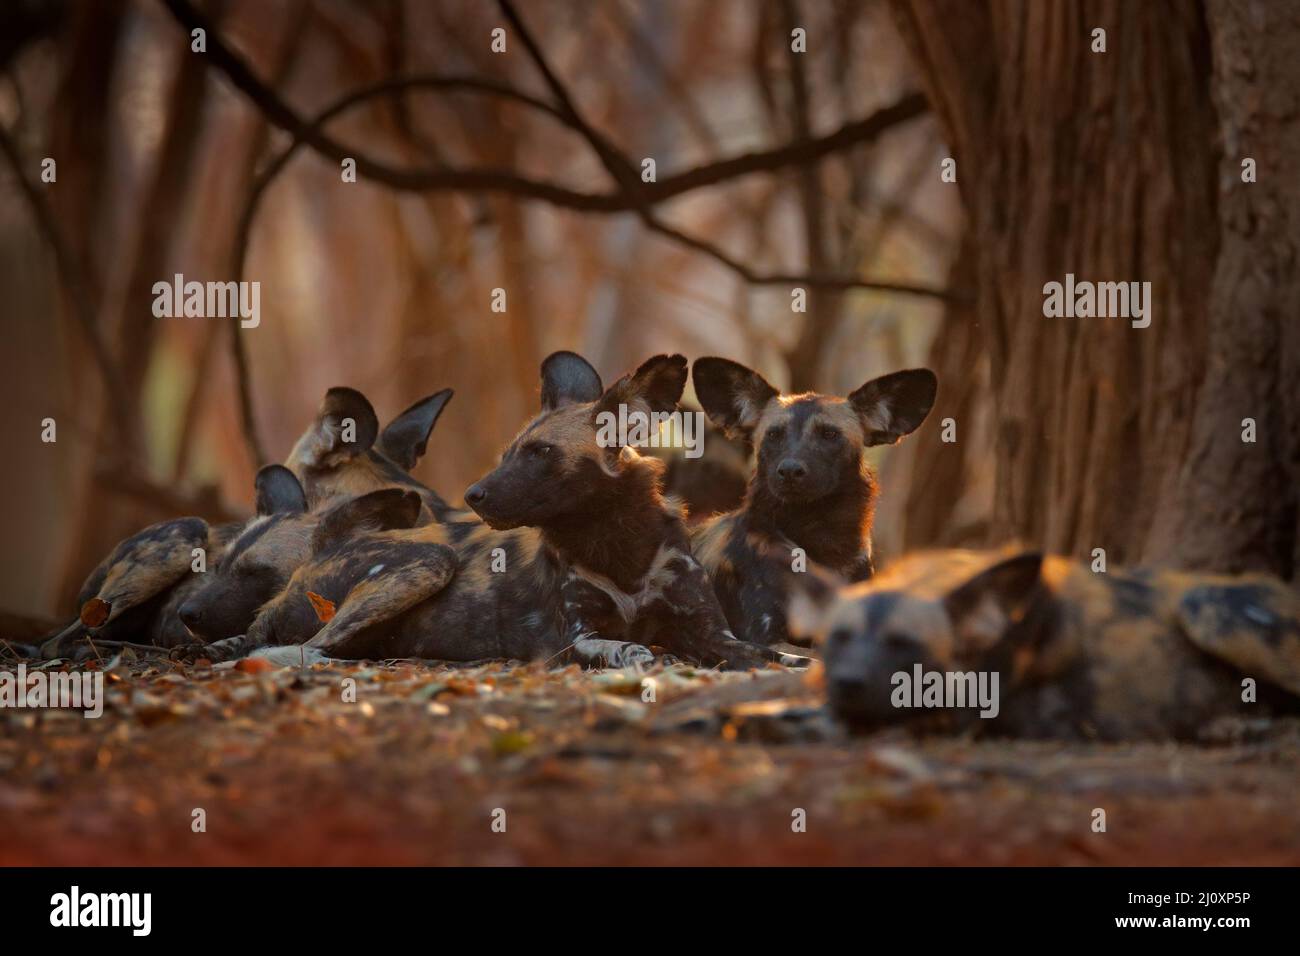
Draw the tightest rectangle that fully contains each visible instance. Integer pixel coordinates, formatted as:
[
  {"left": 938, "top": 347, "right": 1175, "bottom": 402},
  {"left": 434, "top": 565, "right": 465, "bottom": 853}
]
[
  {"left": 179, "top": 601, "right": 202, "bottom": 629},
  {"left": 463, "top": 478, "right": 522, "bottom": 528},
  {"left": 776, "top": 459, "right": 808, "bottom": 483}
]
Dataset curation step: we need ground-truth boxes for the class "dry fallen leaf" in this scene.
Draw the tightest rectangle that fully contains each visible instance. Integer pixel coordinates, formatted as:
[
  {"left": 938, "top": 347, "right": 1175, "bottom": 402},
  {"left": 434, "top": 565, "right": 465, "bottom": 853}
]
[
  {"left": 80, "top": 598, "right": 111, "bottom": 628},
  {"left": 235, "top": 658, "right": 274, "bottom": 675},
  {"left": 306, "top": 591, "right": 337, "bottom": 623}
]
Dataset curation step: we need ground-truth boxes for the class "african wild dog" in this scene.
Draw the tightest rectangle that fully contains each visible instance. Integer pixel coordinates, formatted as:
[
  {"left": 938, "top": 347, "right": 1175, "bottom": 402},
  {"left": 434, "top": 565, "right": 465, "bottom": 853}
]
[
  {"left": 202, "top": 353, "right": 805, "bottom": 670},
  {"left": 39, "top": 515, "right": 238, "bottom": 658},
  {"left": 39, "top": 389, "right": 452, "bottom": 659},
  {"left": 689, "top": 357, "right": 937, "bottom": 646},
  {"left": 811, "top": 549, "right": 1300, "bottom": 741},
  {"left": 285, "top": 386, "right": 454, "bottom": 520}
]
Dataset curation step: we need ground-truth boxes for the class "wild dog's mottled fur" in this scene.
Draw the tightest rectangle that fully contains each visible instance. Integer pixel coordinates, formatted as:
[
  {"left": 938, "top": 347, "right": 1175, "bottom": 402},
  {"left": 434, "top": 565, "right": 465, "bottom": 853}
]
[
  {"left": 209, "top": 354, "right": 805, "bottom": 670},
  {"left": 690, "top": 358, "right": 937, "bottom": 646},
  {"left": 816, "top": 549, "right": 1300, "bottom": 741},
  {"left": 40, "top": 516, "right": 240, "bottom": 656},
  {"left": 207, "top": 491, "right": 551, "bottom": 663}
]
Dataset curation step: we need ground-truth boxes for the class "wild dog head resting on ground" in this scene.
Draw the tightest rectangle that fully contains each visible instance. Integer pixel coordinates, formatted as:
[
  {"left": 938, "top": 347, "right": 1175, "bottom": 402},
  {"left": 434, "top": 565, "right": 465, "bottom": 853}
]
[
  {"left": 810, "top": 549, "right": 1300, "bottom": 741},
  {"left": 177, "top": 465, "right": 317, "bottom": 643},
  {"left": 689, "top": 358, "right": 937, "bottom": 646}
]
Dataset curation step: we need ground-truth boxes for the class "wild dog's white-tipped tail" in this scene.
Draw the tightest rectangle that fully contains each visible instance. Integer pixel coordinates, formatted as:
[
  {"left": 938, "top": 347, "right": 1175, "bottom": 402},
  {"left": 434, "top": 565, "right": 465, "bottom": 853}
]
[{"left": 251, "top": 645, "right": 334, "bottom": 667}]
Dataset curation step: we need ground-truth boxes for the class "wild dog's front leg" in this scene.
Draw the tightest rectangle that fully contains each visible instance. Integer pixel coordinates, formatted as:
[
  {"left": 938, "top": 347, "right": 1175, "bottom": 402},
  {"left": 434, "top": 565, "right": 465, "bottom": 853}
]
[
  {"left": 558, "top": 573, "right": 654, "bottom": 669},
  {"left": 304, "top": 543, "right": 458, "bottom": 657},
  {"left": 654, "top": 552, "right": 809, "bottom": 669}
]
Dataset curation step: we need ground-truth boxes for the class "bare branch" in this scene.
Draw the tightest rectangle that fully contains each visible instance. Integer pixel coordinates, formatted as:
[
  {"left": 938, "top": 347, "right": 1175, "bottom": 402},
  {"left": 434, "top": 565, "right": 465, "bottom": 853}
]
[
  {"left": 497, "top": 0, "right": 958, "bottom": 302},
  {"left": 166, "top": 0, "right": 953, "bottom": 308},
  {"left": 163, "top": 0, "right": 928, "bottom": 215}
]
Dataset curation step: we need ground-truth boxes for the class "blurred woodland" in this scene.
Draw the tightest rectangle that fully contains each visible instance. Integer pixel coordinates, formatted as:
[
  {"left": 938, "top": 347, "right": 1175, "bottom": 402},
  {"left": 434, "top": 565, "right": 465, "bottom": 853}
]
[{"left": 1, "top": 0, "right": 1297, "bottom": 622}]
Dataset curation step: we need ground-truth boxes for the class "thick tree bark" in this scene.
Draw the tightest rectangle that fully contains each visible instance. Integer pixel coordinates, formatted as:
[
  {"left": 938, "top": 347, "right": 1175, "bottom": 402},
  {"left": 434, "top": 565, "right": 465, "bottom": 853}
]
[
  {"left": 902, "top": 235, "right": 991, "bottom": 549},
  {"left": 892, "top": 0, "right": 1297, "bottom": 577},
  {"left": 1148, "top": 0, "right": 1300, "bottom": 576}
]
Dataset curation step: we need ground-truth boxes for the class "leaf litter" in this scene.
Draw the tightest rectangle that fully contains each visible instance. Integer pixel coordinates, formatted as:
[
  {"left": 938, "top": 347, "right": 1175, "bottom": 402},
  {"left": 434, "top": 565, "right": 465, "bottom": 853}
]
[{"left": 2, "top": 650, "right": 1299, "bottom": 865}]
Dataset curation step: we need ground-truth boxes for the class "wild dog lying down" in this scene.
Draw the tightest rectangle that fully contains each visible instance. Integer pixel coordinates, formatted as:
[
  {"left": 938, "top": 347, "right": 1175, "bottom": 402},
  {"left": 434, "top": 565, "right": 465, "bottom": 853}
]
[
  {"left": 689, "top": 357, "right": 937, "bottom": 646},
  {"left": 810, "top": 549, "right": 1300, "bottom": 741},
  {"left": 38, "top": 466, "right": 306, "bottom": 657},
  {"left": 40, "top": 517, "right": 235, "bottom": 657},
  {"left": 174, "top": 466, "right": 316, "bottom": 642},
  {"left": 40, "top": 389, "right": 452, "bottom": 658},
  {"left": 203, "top": 353, "right": 806, "bottom": 670}
]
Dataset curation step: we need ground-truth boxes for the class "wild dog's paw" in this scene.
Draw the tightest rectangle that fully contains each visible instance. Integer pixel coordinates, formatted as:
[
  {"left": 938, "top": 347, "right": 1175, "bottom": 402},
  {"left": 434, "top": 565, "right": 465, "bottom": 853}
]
[
  {"left": 170, "top": 641, "right": 212, "bottom": 664},
  {"left": 776, "top": 651, "right": 813, "bottom": 669},
  {"left": 251, "top": 645, "right": 332, "bottom": 667},
  {"left": 611, "top": 642, "right": 656, "bottom": 670},
  {"left": 716, "top": 637, "right": 810, "bottom": 671},
  {"left": 178, "top": 635, "right": 250, "bottom": 664},
  {"left": 570, "top": 635, "right": 656, "bottom": 670}
]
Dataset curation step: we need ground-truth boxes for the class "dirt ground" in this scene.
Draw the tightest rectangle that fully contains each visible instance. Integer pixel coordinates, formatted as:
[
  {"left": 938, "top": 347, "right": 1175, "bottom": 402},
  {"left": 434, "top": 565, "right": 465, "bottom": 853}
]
[{"left": 2, "top": 647, "right": 1299, "bottom": 866}]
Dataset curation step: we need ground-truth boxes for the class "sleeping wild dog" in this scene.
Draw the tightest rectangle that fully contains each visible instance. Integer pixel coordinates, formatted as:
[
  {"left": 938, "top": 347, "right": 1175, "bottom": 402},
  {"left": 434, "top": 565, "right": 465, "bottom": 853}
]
[
  {"left": 689, "top": 357, "right": 937, "bottom": 647},
  {"left": 809, "top": 549, "right": 1300, "bottom": 741},
  {"left": 210, "top": 353, "right": 805, "bottom": 670}
]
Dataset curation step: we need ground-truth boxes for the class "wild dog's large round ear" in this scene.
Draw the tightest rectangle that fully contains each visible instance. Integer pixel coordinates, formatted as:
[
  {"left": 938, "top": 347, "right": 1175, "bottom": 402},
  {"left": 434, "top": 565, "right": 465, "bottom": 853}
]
[
  {"left": 310, "top": 488, "right": 423, "bottom": 554},
  {"left": 289, "top": 386, "right": 380, "bottom": 470},
  {"left": 595, "top": 353, "right": 688, "bottom": 419},
  {"left": 691, "top": 357, "right": 779, "bottom": 438},
  {"left": 254, "top": 464, "right": 308, "bottom": 516},
  {"left": 848, "top": 368, "right": 938, "bottom": 446},
  {"left": 942, "top": 552, "right": 1044, "bottom": 657},
  {"left": 376, "top": 389, "right": 453, "bottom": 471},
  {"left": 540, "top": 351, "right": 603, "bottom": 412}
]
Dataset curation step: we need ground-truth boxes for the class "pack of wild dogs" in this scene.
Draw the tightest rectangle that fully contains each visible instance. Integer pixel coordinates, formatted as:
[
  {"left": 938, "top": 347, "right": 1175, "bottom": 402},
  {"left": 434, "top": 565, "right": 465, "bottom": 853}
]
[{"left": 41, "top": 353, "right": 1300, "bottom": 741}]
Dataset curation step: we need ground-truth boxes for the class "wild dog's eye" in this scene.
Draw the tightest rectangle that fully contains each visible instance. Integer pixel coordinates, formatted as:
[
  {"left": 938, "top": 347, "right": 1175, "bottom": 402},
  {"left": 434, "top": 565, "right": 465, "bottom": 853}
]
[
  {"left": 529, "top": 443, "right": 553, "bottom": 458},
  {"left": 764, "top": 425, "right": 785, "bottom": 443},
  {"left": 817, "top": 425, "right": 840, "bottom": 442},
  {"left": 881, "top": 632, "right": 913, "bottom": 650}
]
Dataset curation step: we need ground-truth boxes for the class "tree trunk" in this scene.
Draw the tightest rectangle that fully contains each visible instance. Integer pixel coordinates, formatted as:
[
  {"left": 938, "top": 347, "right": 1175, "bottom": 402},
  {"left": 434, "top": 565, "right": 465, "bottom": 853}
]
[
  {"left": 892, "top": 0, "right": 1296, "bottom": 577},
  {"left": 1148, "top": 0, "right": 1300, "bottom": 577}
]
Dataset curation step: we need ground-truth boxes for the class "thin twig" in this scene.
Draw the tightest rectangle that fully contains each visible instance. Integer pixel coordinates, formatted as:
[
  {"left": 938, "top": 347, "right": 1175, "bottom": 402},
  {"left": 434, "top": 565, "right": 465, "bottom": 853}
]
[{"left": 85, "top": 639, "right": 177, "bottom": 656}]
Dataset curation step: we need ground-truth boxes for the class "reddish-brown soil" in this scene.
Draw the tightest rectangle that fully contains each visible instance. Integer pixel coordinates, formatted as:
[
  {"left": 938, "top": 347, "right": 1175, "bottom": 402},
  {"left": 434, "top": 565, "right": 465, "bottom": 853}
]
[{"left": 3, "top": 652, "right": 1298, "bottom": 866}]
